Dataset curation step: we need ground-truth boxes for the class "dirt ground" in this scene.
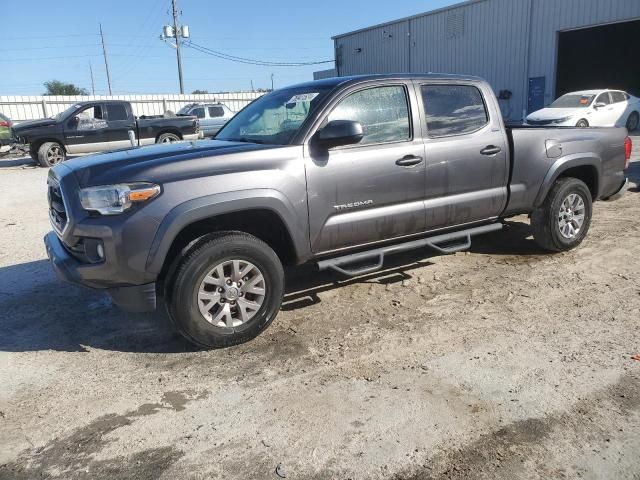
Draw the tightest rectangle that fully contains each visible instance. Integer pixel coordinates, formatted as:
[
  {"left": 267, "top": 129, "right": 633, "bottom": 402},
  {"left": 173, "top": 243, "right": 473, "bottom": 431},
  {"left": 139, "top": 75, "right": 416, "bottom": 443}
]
[{"left": 0, "top": 138, "right": 639, "bottom": 480}]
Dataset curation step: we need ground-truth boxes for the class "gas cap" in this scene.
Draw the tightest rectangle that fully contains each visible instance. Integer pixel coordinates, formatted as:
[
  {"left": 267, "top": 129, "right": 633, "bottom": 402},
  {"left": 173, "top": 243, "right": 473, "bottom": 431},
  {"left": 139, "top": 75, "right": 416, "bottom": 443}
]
[{"left": 546, "top": 140, "right": 563, "bottom": 158}]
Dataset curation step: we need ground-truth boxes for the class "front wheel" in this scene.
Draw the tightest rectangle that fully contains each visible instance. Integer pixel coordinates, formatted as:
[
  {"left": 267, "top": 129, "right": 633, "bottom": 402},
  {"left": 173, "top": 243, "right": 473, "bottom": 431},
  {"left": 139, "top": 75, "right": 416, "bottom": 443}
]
[
  {"left": 531, "top": 177, "right": 593, "bottom": 252},
  {"left": 576, "top": 119, "right": 589, "bottom": 128},
  {"left": 156, "top": 132, "right": 181, "bottom": 144},
  {"left": 626, "top": 112, "right": 639, "bottom": 132},
  {"left": 37, "top": 142, "right": 65, "bottom": 168},
  {"left": 166, "top": 232, "right": 284, "bottom": 349}
]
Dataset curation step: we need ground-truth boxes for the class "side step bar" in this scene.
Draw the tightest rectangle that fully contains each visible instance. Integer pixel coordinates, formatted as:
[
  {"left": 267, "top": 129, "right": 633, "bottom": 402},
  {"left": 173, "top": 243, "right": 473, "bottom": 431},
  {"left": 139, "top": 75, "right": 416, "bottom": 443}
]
[{"left": 317, "top": 223, "right": 502, "bottom": 277}]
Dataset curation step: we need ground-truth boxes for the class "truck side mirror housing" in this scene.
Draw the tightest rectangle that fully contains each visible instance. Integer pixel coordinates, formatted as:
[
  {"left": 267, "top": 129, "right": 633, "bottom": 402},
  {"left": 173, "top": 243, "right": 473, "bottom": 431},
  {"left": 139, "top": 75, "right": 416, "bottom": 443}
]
[{"left": 315, "top": 120, "right": 364, "bottom": 148}]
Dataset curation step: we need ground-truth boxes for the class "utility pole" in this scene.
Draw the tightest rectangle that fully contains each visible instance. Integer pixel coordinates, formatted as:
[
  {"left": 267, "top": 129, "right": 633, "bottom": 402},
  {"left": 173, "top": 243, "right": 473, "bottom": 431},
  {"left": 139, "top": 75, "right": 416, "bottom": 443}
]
[
  {"left": 89, "top": 62, "right": 96, "bottom": 95},
  {"left": 172, "top": 0, "right": 185, "bottom": 94},
  {"left": 99, "top": 23, "right": 113, "bottom": 95}
]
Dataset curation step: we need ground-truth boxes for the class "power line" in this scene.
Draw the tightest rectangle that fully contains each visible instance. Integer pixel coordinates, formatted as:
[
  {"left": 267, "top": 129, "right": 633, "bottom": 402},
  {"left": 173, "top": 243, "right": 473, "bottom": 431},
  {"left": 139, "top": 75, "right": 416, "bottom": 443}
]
[{"left": 184, "top": 41, "right": 333, "bottom": 67}]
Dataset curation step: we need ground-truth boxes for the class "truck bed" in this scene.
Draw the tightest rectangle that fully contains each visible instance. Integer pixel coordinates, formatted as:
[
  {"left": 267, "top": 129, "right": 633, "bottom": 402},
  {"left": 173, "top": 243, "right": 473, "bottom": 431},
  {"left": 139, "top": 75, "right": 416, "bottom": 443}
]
[{"left": 503, "top": 125, "right": 628, "bottom": 215}]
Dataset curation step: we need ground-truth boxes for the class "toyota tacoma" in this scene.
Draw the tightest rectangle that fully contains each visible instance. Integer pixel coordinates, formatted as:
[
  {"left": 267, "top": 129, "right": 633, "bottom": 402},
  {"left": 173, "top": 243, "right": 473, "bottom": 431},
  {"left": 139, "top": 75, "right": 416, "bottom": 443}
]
[{"left": 43, "top": 74, "right": 631, "bottom": 348}]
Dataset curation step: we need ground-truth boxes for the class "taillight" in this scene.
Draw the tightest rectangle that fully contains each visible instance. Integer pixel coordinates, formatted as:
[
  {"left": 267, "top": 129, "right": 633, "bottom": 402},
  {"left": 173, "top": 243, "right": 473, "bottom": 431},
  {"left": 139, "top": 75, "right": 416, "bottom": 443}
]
[
  {"left": 0, "top": 121, "right": 9, "bottom": 127},
  {"left": 624, "top": 136, "right": 632, "bottom": 169}
]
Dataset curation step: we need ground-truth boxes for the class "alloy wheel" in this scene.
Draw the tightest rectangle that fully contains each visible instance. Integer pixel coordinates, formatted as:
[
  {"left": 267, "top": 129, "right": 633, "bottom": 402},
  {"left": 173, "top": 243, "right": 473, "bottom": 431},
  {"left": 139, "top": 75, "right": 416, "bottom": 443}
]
[{"left": 197, "top": 259, "right": 266, "bottom": 328}]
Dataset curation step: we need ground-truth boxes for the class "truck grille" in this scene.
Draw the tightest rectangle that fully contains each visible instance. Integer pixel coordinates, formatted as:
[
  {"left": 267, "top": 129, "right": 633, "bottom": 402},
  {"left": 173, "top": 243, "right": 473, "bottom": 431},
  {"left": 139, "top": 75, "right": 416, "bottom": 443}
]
[{"left": 47, "top": 174, "right": 68, "bottom": 234}]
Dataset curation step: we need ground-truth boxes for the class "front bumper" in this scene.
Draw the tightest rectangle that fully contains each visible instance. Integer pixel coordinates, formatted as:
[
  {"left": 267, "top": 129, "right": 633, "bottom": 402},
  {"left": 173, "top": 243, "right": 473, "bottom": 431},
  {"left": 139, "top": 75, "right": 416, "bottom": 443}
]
[
  {"left": 604, "top": 177, "right": 629, "bottom": 201},
  {"left": 44, "top": 231, "right": 157, "bottom": 312}
]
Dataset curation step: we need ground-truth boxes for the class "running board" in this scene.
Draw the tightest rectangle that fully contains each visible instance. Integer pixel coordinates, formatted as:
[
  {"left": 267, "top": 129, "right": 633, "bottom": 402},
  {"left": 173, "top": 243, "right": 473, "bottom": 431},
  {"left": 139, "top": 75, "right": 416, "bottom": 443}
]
[{"left": 317, "top": 223, "right": 502, "bottom": 278}]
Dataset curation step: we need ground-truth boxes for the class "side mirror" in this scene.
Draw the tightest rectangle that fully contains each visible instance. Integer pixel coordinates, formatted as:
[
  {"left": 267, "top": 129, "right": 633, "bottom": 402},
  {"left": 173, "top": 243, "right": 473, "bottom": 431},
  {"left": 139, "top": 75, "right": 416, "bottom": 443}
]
[
  {"left": 315, "top": 120, "right": 364, "bottom": 148},
  {"left": 594, "top": 102, "right": 606, "bottom": 109}
]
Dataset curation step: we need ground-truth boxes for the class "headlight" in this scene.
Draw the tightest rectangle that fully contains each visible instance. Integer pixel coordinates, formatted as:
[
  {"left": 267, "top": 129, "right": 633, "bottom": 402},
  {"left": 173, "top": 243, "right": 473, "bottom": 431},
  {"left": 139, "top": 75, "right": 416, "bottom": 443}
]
[
  {"left": 79, "top": 183, "right": 161, "bottom": 215},
  {"left": 551, "top": 116, "right": 573, "bottom": 124}
]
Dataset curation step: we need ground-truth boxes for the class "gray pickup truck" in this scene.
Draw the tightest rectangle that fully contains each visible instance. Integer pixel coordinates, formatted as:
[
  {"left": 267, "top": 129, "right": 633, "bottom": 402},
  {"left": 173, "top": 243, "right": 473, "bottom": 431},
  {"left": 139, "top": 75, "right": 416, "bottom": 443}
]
[{"left": 43, "top": 74, "right": 631, "bottom": 348}]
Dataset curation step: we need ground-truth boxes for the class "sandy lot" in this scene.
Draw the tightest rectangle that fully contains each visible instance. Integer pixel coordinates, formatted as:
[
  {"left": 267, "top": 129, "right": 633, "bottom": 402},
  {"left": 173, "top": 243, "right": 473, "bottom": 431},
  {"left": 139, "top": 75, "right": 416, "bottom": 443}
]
[{"left": 0, "top": 139, "right": 639, "bottom": 480}]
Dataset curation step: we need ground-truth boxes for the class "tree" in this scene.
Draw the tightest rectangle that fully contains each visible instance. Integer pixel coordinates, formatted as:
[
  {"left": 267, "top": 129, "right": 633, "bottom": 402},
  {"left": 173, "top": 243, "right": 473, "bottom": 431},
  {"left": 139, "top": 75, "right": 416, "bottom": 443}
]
[
  {"left": 191, "top": 89, "right": 209, "bottom": 94},
  {"left": 43, "top": 80, "right": 89, "bottom": 96}
]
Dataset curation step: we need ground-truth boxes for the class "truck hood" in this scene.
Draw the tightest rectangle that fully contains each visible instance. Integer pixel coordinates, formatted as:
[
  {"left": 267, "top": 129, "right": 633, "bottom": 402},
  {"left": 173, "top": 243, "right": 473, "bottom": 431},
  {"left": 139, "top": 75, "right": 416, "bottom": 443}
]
[
  {"left": 12, "top": 118, "right": 58, "bottom": 133},
  {"left": 58, "top": 140, "right": 282, "bottom": 187},
  {"left": 526, "top": 108, "right": 582, "bottom": 122}
]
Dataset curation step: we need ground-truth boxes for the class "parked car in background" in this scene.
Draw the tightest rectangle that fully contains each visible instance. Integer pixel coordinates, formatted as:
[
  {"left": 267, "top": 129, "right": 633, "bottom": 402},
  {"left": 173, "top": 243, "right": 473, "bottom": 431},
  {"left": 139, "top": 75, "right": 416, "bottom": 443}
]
[
  {"left": 0, "top": 112, "right": 12, "bottom": 145},
  {"left": 177, "top": 103, "right": 234, "bottom": 137},
  {"left": 11, "top": 100, "right": 200, "bottom": 167},
  {"left": 526, "top": 89, "right": 640, "bottom": 131},
  {"left": 43, "top": 74, "right": 630, "bottom": 349}
]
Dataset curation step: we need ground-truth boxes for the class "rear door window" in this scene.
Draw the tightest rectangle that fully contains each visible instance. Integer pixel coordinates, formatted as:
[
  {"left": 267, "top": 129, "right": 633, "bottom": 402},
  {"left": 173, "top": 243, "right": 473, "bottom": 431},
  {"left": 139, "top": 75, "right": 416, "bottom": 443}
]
[
  {"left": 327, "top": 85, "right": 411, "bottom": 145},
  {"left": 208, "top": 106, "right": 225, "bottom": 118},
  {"left": 420, "top": 84, "right": 488, "bottom": 137},
  {"left": 106, "top": 103, "right": 129, "bottom": 121},
  {"left": 610, "top": 92, "right": 626, "bottom": 103}
]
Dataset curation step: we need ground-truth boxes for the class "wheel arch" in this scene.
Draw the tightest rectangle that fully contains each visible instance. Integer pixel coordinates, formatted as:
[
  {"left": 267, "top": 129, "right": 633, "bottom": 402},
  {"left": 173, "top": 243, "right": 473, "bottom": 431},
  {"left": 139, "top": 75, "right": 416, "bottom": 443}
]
[
  {"left": 534, "top": 155, "right": 601, "bottom": 207},
  {"left": 32, "top": 137, "right": 67, "bottom": 153},
  {"left": 146, "top": 190, "right": 311, "bottom": 279}
]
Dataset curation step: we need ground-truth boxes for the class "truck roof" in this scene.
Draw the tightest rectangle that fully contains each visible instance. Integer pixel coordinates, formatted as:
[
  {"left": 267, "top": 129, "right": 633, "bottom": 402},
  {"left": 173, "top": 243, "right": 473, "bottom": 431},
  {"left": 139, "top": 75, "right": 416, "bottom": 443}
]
[{"left": 290, "top": 73, "right": 485, "bottom": 90}]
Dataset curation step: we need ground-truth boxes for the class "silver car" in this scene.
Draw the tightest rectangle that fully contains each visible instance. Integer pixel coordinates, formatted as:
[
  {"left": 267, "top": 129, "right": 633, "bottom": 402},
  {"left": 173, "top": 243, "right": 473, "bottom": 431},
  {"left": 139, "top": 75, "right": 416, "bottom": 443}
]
[{"left": 177, "top": 103, "right": 234, "bottom": 138}]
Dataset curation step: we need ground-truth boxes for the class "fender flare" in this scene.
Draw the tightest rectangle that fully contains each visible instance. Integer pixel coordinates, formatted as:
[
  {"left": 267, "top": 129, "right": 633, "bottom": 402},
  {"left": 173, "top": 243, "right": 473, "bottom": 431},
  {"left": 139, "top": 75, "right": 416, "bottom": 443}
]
[
  {"left": 533, "top": 154, "right": 602, "bottom": 207},
  {"left": 145, "top": 188, "right": 310, "bottom": 274}
]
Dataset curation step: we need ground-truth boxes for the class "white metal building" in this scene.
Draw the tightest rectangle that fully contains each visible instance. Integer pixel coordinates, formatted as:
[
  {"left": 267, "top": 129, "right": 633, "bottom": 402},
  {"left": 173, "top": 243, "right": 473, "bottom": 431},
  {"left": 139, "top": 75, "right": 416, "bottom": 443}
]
[{"left": 330, "top": 0, "right": 640, "bottom": 121}]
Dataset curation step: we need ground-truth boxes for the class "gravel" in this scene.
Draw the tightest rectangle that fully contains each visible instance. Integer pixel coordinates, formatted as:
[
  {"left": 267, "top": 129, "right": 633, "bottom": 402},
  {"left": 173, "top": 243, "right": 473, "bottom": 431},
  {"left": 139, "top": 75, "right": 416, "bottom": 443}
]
[{"left": 0, "top": 140, "right": 639, "bottom": 479}]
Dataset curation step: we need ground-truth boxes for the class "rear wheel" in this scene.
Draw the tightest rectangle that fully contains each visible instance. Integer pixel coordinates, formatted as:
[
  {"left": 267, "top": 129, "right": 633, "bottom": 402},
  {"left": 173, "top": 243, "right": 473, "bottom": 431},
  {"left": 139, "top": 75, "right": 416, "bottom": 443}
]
[
  {"left": 165, "top": 232, "right": 284, "bottom": 349},
  {"left": 531, "top": 177, "right": 592, "bottom": 252},
  {"left": 37, "top": 142, "right": 65, "bottom": 168},
  {"left": 626, "top": 112, "right": 639, "bottom": 132},
  {"left": 156, "top": 132, "right": 181, "bottom": 144},
  {"left": 576, "top": 119, "right": 589, "bottom": 128}
]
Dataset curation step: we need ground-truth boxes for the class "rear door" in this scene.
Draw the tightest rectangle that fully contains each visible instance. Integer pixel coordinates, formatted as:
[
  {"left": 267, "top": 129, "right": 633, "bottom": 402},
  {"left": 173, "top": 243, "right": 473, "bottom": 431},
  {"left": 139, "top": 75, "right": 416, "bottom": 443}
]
[
  {"left": 104, "top": 103, "right": 136, "bottom": 149},
  {"left": 306, "top": 82, "right": 426, "bottom": 253},
  {"left": 207, "top": 105, "right": 228, "bottom": 136},
  {"left": 417, "top": 82, "right": 509, "bottom": 230},
  {"left": 609, "top": 91, "right": 629, "bottom": 127},
  {"left": 64, "top": 104, "right": 108, "bottom": 154}
]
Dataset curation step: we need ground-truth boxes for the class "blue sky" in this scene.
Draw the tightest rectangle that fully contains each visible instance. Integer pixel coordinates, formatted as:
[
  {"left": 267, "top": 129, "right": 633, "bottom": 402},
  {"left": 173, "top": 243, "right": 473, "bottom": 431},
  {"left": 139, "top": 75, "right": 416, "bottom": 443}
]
[{"left": 1, "top": 0, "right": 459, "bottom": 95}]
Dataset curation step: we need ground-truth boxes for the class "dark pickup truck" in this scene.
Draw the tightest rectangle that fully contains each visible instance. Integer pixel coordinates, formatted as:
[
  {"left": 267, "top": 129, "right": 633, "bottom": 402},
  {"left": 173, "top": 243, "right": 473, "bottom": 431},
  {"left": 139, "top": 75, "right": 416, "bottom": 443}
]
[
  {"left": 43, "top": 74, "right": 631, "bottom": 348},
  {"left": 11, "top": 100, "right": 200, "bottom": 167}
]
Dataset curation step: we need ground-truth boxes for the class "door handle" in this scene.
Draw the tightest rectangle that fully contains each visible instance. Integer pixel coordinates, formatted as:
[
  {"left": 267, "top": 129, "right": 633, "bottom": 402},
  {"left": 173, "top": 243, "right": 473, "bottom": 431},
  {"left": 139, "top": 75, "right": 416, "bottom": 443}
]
[
  {"left": 480, "top": 145, "right": 502, "bottom": 156},
  {"left": 395, "top": 155, "right": 423, "bottom": 167}
]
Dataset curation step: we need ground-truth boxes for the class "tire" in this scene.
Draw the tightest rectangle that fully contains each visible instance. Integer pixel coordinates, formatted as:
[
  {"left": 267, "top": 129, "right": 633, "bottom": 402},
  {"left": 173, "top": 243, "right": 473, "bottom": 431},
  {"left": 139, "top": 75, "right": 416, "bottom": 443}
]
[
  {"left": 165, "top": 232, "right": 284, "bottom": 349},
  {"left": 626, "top": 111, "right": 639, "bottom": 132},
  {"left": 531, "top": 177, "right": 593, "bottom": 252},
  {"left": 156, "top": 132, "right": 181, "bottom": 144},
  {"left": 576, "top": 119, "right": 589, "bottom": 128},
  {"left": 37, "top": 142, "right": 65, "bottom": 168}
]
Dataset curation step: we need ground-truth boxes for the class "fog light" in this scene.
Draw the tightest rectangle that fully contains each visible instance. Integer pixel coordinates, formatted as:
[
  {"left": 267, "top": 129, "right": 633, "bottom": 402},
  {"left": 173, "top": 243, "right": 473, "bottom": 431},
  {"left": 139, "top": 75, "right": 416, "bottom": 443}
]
[{"left": 96, "top": 243, "right": 105, "bottom": 260}]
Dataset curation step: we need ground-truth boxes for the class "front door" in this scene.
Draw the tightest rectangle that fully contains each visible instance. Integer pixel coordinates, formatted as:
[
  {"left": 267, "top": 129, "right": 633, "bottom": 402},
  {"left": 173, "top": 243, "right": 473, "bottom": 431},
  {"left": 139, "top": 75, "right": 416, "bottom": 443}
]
[
  {"left": 306, "top": 83, "right": 426, "bottom": 254},
  {"left": 593, "top": 92, "right": 617, "bottom": 126},
  {"left": 64, "top": 104, "right": 108, "bottom": 154},
  {"left": 418, "top": 83, "right": 509, "bottom": 229}
]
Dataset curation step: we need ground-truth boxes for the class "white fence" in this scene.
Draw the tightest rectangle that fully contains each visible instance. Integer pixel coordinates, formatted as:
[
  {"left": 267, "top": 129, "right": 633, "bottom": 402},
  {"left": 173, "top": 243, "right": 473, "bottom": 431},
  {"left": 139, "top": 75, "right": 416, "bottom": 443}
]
[{"left": 0, "top": 92, "right": 265, "bottom": 123}]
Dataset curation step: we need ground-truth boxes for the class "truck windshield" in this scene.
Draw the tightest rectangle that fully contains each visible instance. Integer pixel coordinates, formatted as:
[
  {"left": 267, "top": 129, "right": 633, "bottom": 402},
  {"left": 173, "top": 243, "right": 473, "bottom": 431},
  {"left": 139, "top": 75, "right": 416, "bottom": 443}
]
[
  {"left": 216, "top": 86, "right": 332, "bottom": 145},
  {"left": 549, "top": 94, "right": 595, "bottom": 108},
  {"left": 53, "top": 104, "right": 83, "bottom": 120}
]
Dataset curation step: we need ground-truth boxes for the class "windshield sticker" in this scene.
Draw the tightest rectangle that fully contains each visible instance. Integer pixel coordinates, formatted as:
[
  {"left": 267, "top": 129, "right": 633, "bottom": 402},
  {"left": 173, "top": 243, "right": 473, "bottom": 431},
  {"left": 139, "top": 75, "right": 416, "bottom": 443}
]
[{"left": 285, "top": 93, "right": 319, "bottom": 105}]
